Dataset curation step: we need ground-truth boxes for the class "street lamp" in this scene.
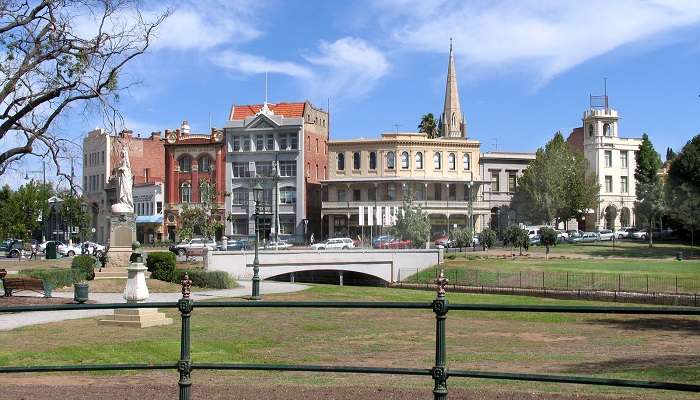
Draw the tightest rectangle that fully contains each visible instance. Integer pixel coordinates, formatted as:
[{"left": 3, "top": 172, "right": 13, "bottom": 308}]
[{"left": 251, "top": 181, "right": 264, "bottom": 300}]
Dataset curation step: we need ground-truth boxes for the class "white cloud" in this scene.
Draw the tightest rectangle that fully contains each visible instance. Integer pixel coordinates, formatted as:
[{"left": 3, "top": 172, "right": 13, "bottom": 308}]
[
  {"left": 375, "top": 0, "right": 700, "bottom": 82},
  {"left": 213, "top": 37, "right": 390, "bottom": 100}
]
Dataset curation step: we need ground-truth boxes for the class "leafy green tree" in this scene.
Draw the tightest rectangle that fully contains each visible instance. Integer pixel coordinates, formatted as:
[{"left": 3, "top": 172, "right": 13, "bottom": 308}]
[
  {"left": 502, "top": 225, "right": 529, "bottom": 256},
  {"left": 59, "top": 192, "right": 91, "bottom": 242},
  {"left": 634, "top": 134, "right": 664, "bottom": 248},
  {"left": 666, "top": 134, "right": 700, "bottom": 249},
  {"left": 540, "top": 227, "right": 558, "bottom": 260},
  {"left": 418, "top": 113, "right": 439, "bottom": 139},
  {"left": 449, "top": 227, "right": 473, "bottom": 249},
  {"left": 480, "top": 227, "right": 497, "bottom": 250},
  {"left": 179, "top": 205, "right": 207, "bottom": 241},
  {"left": 666, "top": 147, "right": 677, "bottom": 163},
  {"left": 391, "top": 191, "right": 430, "bottom": 248},
  {"left": 0, "top": 181, "right": 52, "bottom": 240}
]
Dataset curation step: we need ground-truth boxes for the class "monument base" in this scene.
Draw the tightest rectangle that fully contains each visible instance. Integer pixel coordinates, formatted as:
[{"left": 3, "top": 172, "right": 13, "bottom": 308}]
[
  {"left": 99, "top": 307, "right": 173, "bottom": 328},
  {"left": 106, "top": 246, "right": 133, "bottom": 268},
  {"left": 108, "top": 212, "right": 136, "bottom": 267}
]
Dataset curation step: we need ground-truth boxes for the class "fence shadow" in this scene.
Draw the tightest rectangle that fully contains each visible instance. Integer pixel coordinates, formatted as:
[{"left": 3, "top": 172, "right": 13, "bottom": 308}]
[
  {"left": 589, "top": 317, "right": 700, "bottom": 335},
  {"left": 561, "top": 354, "right": 700, "bottom": 375}
]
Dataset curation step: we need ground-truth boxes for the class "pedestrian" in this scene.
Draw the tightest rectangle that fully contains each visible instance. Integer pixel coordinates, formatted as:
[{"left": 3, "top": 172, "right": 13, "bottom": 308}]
[
  {"left": 30, "top": 243, "right": 38, "bottom": 260},
  {"left": 309, "top": 233, "right": 315, "bottom": 245}
]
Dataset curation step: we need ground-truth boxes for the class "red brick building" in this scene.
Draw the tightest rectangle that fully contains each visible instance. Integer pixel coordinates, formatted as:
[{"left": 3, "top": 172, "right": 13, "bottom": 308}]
[{"left": 163, "top": 121, "right": 226, "bottom": 242}]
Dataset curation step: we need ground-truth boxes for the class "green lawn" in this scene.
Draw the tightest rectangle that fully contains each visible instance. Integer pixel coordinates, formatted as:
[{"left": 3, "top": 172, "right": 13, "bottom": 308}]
[
  {"left": 517, "top": 240, "right": 699, "bottom": 259},
  {"left": 1, "top": 284, "right": 699, "bottom": 399}
]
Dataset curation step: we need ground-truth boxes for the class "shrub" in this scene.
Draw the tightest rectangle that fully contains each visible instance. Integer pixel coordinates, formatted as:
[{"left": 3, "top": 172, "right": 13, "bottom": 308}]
[
  {"left": 71, "top": 255, "right": 96, "bottom": 280},
  {"left": 449, "top": 227, "right": 473, "bottom": 248},
  {"left": 20, "top": 268, "right": 84, "bottom": 290},
  {"left": 171, "top": 270, "right": 236, "bottom": 289},
  {"left": 146, "top": 251, "right": 176, "bottom": 281},
  {"left": 480, "top": 228, "right": 497, "bottom": 249}
]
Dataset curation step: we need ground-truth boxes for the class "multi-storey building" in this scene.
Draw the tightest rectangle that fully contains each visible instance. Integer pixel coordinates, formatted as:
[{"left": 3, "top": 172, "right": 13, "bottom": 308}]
[
  {"left": 224, "top": 101, "right": 328, "bottom": 241},
  {"left": 479, "top": 151, "right": 536, "bottom": 231},
  {"left": 567, "top": 99, "right": 642, "bottom": 230},
  {"left": 163, "top": 121, "right": 226, "bottom": 242},
  {"left": 82, "top": 129, "right": 165, "bottom": 244},
  {"left": 134, "top": 181, "right": 164, "bottom": 244}
]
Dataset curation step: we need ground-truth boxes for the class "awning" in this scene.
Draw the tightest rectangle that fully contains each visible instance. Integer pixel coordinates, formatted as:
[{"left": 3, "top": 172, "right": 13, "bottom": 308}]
[{"left": 136, "top": 215, "right": 164, "bottom": 224}]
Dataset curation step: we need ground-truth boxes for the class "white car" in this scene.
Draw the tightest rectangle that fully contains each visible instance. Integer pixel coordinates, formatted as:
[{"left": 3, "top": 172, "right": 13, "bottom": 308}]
[
  {"left": 259, "top": 240, "right": 292, "bottom": 250},
  {"left": 80, "top": 241, "right": 106, "bottom": 256},
  {"left": 39, "top": 240, "right": 66, "bottom": 253},
  {"left": 59, "top": 243, "right": 81, "bottom": 257},
  {"left": 596, "top": 229, "right": 615, "bottom": 241},
  {"left": 310, "top": 238, "right": 355, "bottom": 250},
  {"left": 631, "top": 230, "right": 648, "bottom": 240}
]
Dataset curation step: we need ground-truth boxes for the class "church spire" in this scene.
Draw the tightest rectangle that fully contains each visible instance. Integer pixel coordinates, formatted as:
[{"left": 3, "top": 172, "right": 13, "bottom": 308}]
[{"left": 441, "top": 38, "right": 466, "bottom": 138}]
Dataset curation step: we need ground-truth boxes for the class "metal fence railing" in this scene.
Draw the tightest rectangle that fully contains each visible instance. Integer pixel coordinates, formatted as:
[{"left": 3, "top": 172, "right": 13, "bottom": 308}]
[
  {"left": 1, "top": 272, "right": 699, "bottom": 399},
  {"left": 400, "top": 267, "right": 700, "bottom": 295}
]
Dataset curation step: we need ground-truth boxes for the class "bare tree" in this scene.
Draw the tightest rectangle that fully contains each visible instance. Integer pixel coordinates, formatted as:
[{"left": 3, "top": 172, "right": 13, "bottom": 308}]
[{"left": 0, "top": 0, "right": 169, "bottom": 183}]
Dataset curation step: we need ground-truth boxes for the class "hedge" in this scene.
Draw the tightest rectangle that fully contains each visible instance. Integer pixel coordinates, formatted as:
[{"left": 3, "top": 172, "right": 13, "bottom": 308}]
[
  {"left": 71, "top": 255, "right": 96, "bottom": 280},
  {"left": 19, "top": 268, "right": 84, "bottom": 292},
  {"left": 146, "top": 251, "right": 176, "bottom": 281},
  {"left": 171, "top": 270, "right": 236, "bottom": 289}
]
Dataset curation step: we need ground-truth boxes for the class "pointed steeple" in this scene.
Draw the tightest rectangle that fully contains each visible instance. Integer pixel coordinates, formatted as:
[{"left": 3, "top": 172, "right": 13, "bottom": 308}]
[{"left": 441, "top": 38, "right": 466, "bottom": 138}]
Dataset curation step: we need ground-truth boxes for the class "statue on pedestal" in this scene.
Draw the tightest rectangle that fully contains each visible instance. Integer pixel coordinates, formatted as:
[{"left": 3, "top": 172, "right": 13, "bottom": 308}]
[
  {"left": 107, "top": 145, "right": 136, "bottom": 267},
  {"left": 111, "top": 148, "right": 134, "bottom": 214}
]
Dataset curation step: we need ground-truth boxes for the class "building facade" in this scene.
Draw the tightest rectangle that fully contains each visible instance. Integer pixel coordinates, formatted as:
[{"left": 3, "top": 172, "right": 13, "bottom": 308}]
[
  {"left": 134, "top": 182, "right": 164, "bottom": 244},
  {"left": 567, "top": 103, "right": 642, "bottom": 230},
  {"left": 163, "top": 121, "right": 226, "bottom": 242},
  {"left": 82, "top": 129, "right": 165, "bottom": 244},
  {"left": 224, "top": 101, "right": 328, "bottom": 242}
]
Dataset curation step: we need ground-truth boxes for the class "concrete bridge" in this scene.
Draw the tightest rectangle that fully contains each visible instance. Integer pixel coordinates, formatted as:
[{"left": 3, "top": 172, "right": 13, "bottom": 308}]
[{"left": 206, "top": 249, "right": 441, "bottom": 283}]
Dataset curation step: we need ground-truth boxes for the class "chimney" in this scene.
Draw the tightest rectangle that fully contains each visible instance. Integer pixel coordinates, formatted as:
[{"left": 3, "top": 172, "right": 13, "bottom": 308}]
[{"left": 150, "top": 131, "right": 162, "bottom": 140}]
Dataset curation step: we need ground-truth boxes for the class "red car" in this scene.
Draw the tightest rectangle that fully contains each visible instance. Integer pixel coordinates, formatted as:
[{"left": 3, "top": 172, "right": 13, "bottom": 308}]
[
  {"left": 378, "top": 239, "right": 412, "bottom": 249},
  {"left": 433, "top": 235, "right": 453, "bottom": 248}
]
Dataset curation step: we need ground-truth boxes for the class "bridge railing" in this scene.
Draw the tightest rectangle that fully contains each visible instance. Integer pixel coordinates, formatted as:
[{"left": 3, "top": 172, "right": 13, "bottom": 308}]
[{"left": 1, "top": 272, "right": 699, "bottom": 400}]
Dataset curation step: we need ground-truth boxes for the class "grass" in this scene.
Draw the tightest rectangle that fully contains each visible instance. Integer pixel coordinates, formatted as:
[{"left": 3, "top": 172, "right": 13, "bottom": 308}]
[
  {"left": 53, "top": 278, "right": 207, "bottom": 293},
  {"left": 1, "top": 284, "right": 698, "bottom": 399},
  {"left": 502, "top": 240, "right": 699, "bottom": 259}
]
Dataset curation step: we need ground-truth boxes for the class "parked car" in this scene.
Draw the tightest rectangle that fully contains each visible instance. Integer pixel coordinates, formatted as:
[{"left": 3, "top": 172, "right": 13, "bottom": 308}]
[
  {"left": 259, "top": 240, "right": 292, "bottom": 250},
  {"left": 614, "top": 227, "right": 635, "bottom": 239},
  {"left": 433, "top": 235, "right": 454, "bottom": 248},
  {"left": 5, "top": 239, "right": 23, "bottom": 258},
  {"left": 631, "top": 230, "right": 648, "bottom": 240},
  {"left": 371, "top": 235, "right": 394, "bottom": 248},
  {"left": 1, "top": 239, "right": 16, "bottom": 253},
  {"left": 310, "top": 238, "right": 355, "bottom": 250},
  {"left": 221, "top": 239, "right": 253, "bottom": 251},
  {"left": 169, "top": 238, "right": 217, "bottom": 256},
  {"left": 596, "top": 229, "right": 615, "bottom": 241},
  {"left": 80, "top": 241, "right": 106, "bottom": 257},
  {"left": 59, "top": 243, "right": 81, "bottom": 257},
  {"left": 568, "top": 232, "right": 599, "bottom": 243},
  {"left": 555, "top": 230, "right": 569, "bottom": 242},
  {"left": 378, "top": 239, "right": 412, "bottom": 249},
  {"left": 38, "top": 240, "right": 65, "bottom": 253},
  {"left": 529, "top": 234, "right": 541, "bottom": 246}
]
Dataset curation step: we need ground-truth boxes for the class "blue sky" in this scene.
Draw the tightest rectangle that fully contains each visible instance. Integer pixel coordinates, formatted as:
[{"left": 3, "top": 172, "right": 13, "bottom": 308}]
[{"left": 7, "top": 0, "right": 700, "bottom": 186}]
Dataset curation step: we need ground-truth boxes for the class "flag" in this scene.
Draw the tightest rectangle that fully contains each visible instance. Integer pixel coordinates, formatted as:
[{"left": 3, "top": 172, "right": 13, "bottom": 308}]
[
  {"left": 368, "top": 206, "right": 373, "bottom": 225},
  {"left": 358, "top": 206, "right": 365, "bottom": 226}
]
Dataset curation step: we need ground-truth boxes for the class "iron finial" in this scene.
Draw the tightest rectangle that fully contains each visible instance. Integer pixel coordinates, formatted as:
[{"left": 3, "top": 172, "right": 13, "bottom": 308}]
[
  {"left": 181, "top": 272, "right": 192, "bottom": 299},
  {"left": 435, "top": 269, "right": 449, "bottom": 296}
]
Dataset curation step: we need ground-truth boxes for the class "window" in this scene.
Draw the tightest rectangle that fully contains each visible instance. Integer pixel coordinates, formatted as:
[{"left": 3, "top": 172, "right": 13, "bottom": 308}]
[
  {"left": 179, "top": 157, "right": 192, "bottom": 172},
  {"left": 353, "top": 189, "right": 361, "bottom": 201},
  {"left": 279, "top": 187, "right": 296, "bottom": 204},
  {"left": 256, "top": 161, "right": 273, "bottom": 177},
  {"left": 620, "top": 176, "right": 628, "bottom": 193},
  {"left": 101, "top": 151, "right": 104, "bottom": 165},
  {"left": 353, "top": 152, "right": 361, "bottom": 170},
  {"left": 315, "top": 164, "right": 319, "bottom": 180},
  {"left": 231, "top": 217, "right": 248, "bottom": 235},
  {"left": 434, "top": 183, "right": 442, "bottom": 200},
  {"left": 433, "top": 152, "right": 442, "bottom": 169},
  {"left": 490, "top": 171, "right": 500, "bottom": 192},
  {"left": 588, "top": 124, "right": 594, "bottom": 137},
  {"left": 256, "top": 135, "right": 264, "bottom": 151},
  {"left": 157, "top": 201, "right": 163, "bottom": 214},
  {"left": 387, "top": 183, "right": 396, "bottom": 201},
  {"left": 621, "top": 151, "right": 628, "bottom": 169},
  {"left": 368, "top": 187, "right": 376, "bottom": 201},
  {"left": 290, "top": 134, "right": 298, "bottom": 149},
  {"left": 448, "top": 153, "right": 456, "bottom": 170},
  {"left": 448, "top": 184, "right": 456, "bottom": 201},
  {"left": 280, "top": 216, "right": 295, "bottom": 234},
  {"left": 315, "top": 138, "right": 319, "bottom": 152},
  {"left": 386, "top": 151, "right": 395, "bottom": 170},
  {"left": 232, "top": 162, "right": 249, "bottom": 178},
  {"left": 463, "top": 184, "right": 472, "bottom": 201},
  {"left": 144, "top": 168, "right": 150, "bottom": 182},
  {"left": 400, "top": 151, "right": 409, "bottom": 169},
  {"left": 83, "top": 176, "right": 87, "bottom": 192},
  {"left": 337, "top": 188, "right": 346, "bottom": 202},
  {"left": 508, "top": 172, "right": 517, "bottom": 193},
  {"left": 604, "top": 150, "right": 612, "bottom": 168},
  {"left": 463, "top": 153, "right": 470, "bottom": 170},
  {"left": 605, "top": 176, "right": 613, "bottom": 193},
  {"left": 266, "top": 134, "right": 274, "bottom": 150},
  {"left": 263, "top": 188, "right": 273, "bottom": 205},
  {"left": 415, "top": 152, "right": 423, "bottom": 169},
  {"left": 279, "top": 161, "right": 296, "bottom": 177},
  {"left": 279, "top": 135, "right": 287, "bottom": 150},
  {"left": 603, "top": 123, "right": 611, "bottom": 137},
  {"left": 180, "top": 182, "right": 191, "bottom": 203},
  {"left": 337, "top": 153, "right": 345, "bottom": 171},
  {"left": 199, "top": 156, "right": 211, "bottom": 172},
  {"left": 233, "top": 136, "right": 241, "bottom": 151},
  {"left": 243, "top": 136, "right": 250, "bottom": 151},
  {"left": 415, "top": 184, "right": 425, "bottom": 200},
  {"left": 231, "top": 188, "right": 248, "bottom": 205},
  {"left": 369, "top": 152, "right": 377, "bottom": 170}
]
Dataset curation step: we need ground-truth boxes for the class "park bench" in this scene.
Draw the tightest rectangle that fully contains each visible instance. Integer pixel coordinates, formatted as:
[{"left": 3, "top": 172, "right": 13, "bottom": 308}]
[{"left": 2, "top": 276, "right": 52, "bottom": 297}]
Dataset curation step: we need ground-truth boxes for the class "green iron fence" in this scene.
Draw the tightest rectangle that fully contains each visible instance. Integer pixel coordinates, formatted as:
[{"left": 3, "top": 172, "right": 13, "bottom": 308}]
[{"left": 1, "top": 272, "right": 700, "bottom": 400}]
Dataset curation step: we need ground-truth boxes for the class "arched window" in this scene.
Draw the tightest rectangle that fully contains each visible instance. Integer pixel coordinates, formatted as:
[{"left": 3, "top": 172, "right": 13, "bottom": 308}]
[
  {"left": 180, "top": 182, "right": 191, "bottom": 203},
  {"left": 433, "top": 152, "right": 442, "bottom": 170},
  {"left": 463, "top": 153, "right": 470, "bottom": 170},
  {"left": 179, "top": 156, "right": 192, "bottom": 172},
  {"left": 337, "top": 153, "right": 345, "bottom": 171},
  {"left": 280, "top": 186, "right": 296, "bottom": 204},
  {"left": 369, "top": 152, "right": 377, "bottom": 170},
  {"left": 451, "top": 112, "right": 456, "bottom": 125},
  {"left": 588, "top": 124, "right": 594, "bottom": 137},
  {"left": 353, "top": 152, "right": 361, "bottom": 170},
  {"left": 401, "top": 151, "right": 409, "bottom": 169},
  {"left": 386, "top": 151, "right": 395, "bottom": 170},
  {"left": 198, "top": 156, "right": 211, "bottom": 172},
  {"left": 448, "top": 153, "right": 456, "bottom": 170},
  {"left": 603, "top": 123, "right": 611, "bottom": 137},
  {"left": 415, "top": 152, "right": 423, "bottom": 169}
]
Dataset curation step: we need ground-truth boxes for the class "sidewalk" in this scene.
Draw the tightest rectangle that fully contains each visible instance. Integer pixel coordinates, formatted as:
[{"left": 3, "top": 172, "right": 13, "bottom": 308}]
[{"left": 0, "top": 281, "right": 308, "bottom": 331}]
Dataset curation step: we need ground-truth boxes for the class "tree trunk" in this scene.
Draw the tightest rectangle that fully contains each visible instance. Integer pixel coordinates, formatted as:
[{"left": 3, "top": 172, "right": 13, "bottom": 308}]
[
  {"left": 545, "top": 245, "right": 550, "bottom": 260},
  {"left": 648, "top": 218, "right": 653, "bottom": 248}
]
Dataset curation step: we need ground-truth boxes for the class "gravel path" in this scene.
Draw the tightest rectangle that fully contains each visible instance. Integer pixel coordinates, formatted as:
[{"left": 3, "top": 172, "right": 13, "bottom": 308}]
[{"left": 0, "top": 281, "right": 308, "bottom": 331}]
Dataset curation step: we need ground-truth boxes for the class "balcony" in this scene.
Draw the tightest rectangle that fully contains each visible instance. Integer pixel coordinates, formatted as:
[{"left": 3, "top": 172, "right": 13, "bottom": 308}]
[{"left": 321, "top": 200, "right": 489, "bottom": 212}]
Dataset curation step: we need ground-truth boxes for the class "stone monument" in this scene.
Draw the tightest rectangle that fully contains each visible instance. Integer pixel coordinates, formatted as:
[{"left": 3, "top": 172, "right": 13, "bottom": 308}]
[
  {"left": 99, "top": 252, "right": 173, "bottom": 328},
  {"left": 107, "top": 147, "right": 136, "bottom": 267}
]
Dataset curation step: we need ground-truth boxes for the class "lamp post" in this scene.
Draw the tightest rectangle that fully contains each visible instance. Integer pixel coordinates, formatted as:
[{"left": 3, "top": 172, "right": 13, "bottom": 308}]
[{"left": 251, "top": 181, "right": 264, "bottom": 300}]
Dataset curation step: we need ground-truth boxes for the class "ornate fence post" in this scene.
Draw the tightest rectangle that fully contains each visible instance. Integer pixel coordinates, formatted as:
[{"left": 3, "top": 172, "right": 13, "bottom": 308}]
[
  {"left": 432, "top": 269, "right": 449, "bottom": 399},
  {"left": 178, "top": 273, "right": 194, "bottom": 400}
]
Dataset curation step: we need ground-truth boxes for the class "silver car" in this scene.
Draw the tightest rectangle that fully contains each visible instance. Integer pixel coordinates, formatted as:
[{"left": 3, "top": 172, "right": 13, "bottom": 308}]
[
  {"left": 597, "top": 229, "right": 614, "bottom": 241},
  {"left": 310, "top": 238, "right": 355, "bottom": 250}
]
